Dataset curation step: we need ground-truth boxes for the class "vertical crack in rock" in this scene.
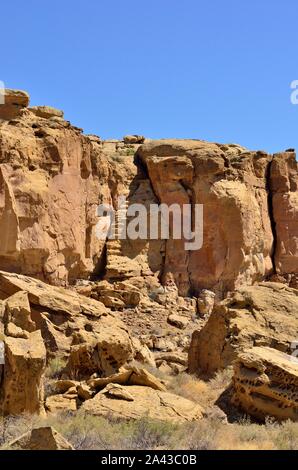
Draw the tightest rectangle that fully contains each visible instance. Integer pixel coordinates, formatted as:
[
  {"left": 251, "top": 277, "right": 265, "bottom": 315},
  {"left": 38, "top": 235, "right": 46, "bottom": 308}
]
[
  {"left": 179, "top": 178, "right": 194, "bottom": 293},
  {"left": 266, "top": 156, "right": 277, "bottom": 274}
]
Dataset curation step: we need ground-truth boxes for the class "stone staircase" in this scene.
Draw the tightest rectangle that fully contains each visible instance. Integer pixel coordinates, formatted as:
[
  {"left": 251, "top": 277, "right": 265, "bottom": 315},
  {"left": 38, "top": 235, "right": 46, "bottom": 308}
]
[{"left": 105, "top": 195, "right": 140, "bottom": 279}]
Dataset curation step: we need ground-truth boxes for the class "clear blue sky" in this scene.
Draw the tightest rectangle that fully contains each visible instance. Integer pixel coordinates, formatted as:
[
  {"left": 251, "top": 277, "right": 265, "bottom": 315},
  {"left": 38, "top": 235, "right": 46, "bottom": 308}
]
[{"left": 2, "top": 0, "right": 298, "bottom": 153}]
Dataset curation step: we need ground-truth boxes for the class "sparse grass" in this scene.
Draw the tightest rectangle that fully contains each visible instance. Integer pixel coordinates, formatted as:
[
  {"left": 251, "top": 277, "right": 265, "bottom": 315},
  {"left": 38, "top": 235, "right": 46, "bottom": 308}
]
[
  {"left": 43, "top": 357, "right": 68, "bottom": 398},
  {"left": 45, "top": 357, "right": 67, "bottom": 379},
  {"left": 168, "top": 368, "right": 233, "bottom": 408},
  {"left": 122, "top": 148, "right": 135, "bottom": 156},
  {"left": 2, "top": 411, "right": 298, "bottom": 450},
  {"left": 169, "top": 372, "right": 209, "bottom": 403},
  {"left": 110, "top": 154, "right": 124, "bottom": 163}
]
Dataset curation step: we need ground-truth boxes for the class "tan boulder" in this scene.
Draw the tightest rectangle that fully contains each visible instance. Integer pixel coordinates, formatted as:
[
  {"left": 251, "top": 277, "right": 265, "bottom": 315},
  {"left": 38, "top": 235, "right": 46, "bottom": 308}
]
[
  {"left": 0, "top": 271, "right": 135, "bottom": 374},
  {"left": 167, "top": 313, "right": 189, "bottom": 329},
  {"left": 89, "top": 280, "right": 141, "bottom": 309},
  {"left": 232, "top": 347, "right": 298, "bottom": 421},
  {"left": 6, "top": 426, "right": 73, "bottom": 450},
  {"left": 66, "top": 324, "right": 134, "bottom": 379},
  {"left": 188, "top": 282, "right": 298, "bottom": 375},
  {"left": 155, "top": 351, "right": 188, "bottom": 366},
  {"left": 0, "top": 89, "right": 29, "bottom": 120},
  {"left": 123, "top": 135, "right": 145, "bottom": 144},
  {"left": 0, "top": 97, "right": 297, "bottom": 299},
  {"left": 29, "top": 106, "right": 64, "bottom": 119},
  {"left": 87, "top": 366, "right": 166, "bottom": 392},
  {"left": 5, "top": 322, "right": 29, "bottom": 339},
  {"left": 0, "top": 271, "right": 107, "bottom": 317},
  {"left": 82, "top": 384, "right": 204, "bottom": 423},
  {"left": 77, "top": 383, "right": 93, "bottom": 400},
  {"left": 53, "top": 379, "right": 79, "bottom": 394},
  {"left": 1, "top": 330, "right": 46, "bottom": 415},
  {"left": 157, "top": 361, "right": 173, "bottom": 375},
  {"left": 101, "top": 383, "right": 135, "bottom": 401},
  {"left": 5, "top": 290, "right": 36, "bottom": 333},
  {"left": 45, "top": 394, "right": 77, "bottom": 413},
  {"left": 197, "top": 289, "right": 215, "bottom": 317}
]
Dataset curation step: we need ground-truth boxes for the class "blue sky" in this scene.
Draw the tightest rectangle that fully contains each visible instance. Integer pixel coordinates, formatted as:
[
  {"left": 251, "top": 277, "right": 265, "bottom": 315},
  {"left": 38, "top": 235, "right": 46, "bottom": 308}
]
[{"left": 1, "top": 0, "right": 298, "bottom": 153}]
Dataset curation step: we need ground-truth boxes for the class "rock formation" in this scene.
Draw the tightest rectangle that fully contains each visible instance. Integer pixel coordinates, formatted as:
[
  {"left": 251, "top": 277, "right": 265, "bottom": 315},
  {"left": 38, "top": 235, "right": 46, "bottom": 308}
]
[
  {"left": 188, "top": 282, "right": 298, "bottom": 375},
  {"left": 6, "top": 426, "right": 73, "bottom": 450},
  {"left": 0, "top": 270, "right": 141, "bottom": 414},
  {"left": 0, "top": 89, "right": 297, "bottom": 427},
  {"left": 232, "top": 347, "right": 298, "bottom": 422},
  {"left": 81, "top": 385, "right": 204, "bottom": 423},
  {"left": 0, "top": 90, "right": 297, "bottom": 298},
  {"left": 270, "top": 152, "right": 298, "bottom": 283},
  {"left": 1, "top": 330, "right": 46, "bottom": 416}
]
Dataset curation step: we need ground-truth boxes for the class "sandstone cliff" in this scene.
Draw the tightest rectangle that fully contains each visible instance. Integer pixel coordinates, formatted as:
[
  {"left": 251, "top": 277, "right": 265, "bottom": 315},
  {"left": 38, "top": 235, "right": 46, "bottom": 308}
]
[
  {"left": 0, "top": 90, "right": 297, "bottom": 298},
  {"left": 0, "top": 89, "right": 297, "bottom": 428}
]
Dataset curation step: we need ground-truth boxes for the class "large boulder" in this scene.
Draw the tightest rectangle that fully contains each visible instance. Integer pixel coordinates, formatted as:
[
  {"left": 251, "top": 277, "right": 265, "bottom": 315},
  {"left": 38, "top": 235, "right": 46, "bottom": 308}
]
[
  {"left": 29, "top": 106, "right": 64, "bottom": 119},
  {"left": 232, "top": 347, "right": 298, "bottom": 422},
  {"left": 0, "top": 89, "right": 29, "bottom": 120},
  {"left": 87, "top": 366, "right": 166, "bottom": 392},
  {"left": 0, "top": 330, "right": 46, "bottom": 415},
  {"left": 188, "top": 282, "right": 298, "bottom": 375},
  {"left": 0, "top": 271, "right": 135, "bottom": 376},
  {"left": 123, "top": 135, "right": 145, "bottom": 144},
  {"left": 6, "top": 426, "right": 73, "bottom": 450},
  {"left": 82, "top": 384, "right": 204, "bottom": 423}
]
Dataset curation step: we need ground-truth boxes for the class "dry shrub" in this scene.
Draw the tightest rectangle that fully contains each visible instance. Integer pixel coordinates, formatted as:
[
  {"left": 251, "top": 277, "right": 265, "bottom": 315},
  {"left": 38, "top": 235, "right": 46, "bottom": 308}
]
[
  {"left": 45, "top": 411, "right": 178, "bottom": 450},
  {"left": 169, "top": 373, "right": 209, "bottom": 404},
  {"left": 2, "top": 410, "right": 298, "bottom": 450},
  {"left": 169, "top": 368, "right": 233, "bottom": 408},
  {"left": 45, "top": 357, "right": 67, "bottom": 379}
]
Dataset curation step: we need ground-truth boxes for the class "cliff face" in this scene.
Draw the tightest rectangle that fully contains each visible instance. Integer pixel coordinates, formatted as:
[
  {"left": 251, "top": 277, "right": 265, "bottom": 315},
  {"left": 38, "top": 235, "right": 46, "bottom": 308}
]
[
  {"left": 0, "top": 93, "right": 140, "bottom": 285},
  {"left": 0, "top": 90, "right": 297, "bottom": 297},
  {"left": 0, "top": 89, "right": 297, "bottom": 426}
]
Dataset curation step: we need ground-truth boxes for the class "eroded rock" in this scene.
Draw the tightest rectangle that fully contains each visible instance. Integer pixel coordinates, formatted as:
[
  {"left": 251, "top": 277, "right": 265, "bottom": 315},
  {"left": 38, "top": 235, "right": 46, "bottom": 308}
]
[
  {"left": 188, "top": 282, "right": 298, "bottom": 375},
  {"left": 6, "top": 426, "right": 73, "bottom": 450},
  {"left": 82, "top": 385, "right": 204, "bottom": 423},
  {"left": 1, "top": 330, "right": 46, "bottom": 415},
  {"left": 232, "top": 347, "right": 298, "bottom": 421}
]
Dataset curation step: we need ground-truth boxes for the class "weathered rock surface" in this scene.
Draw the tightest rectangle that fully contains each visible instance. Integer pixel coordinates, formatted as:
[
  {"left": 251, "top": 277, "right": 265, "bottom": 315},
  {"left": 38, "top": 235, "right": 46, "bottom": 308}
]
[
  {"left": 0, "top": 91, "right": 297, "bottom": 426},
  {"left": 123, "top": 135, "right": 145, "bottom": 144},
  {"left": 29, "top": 106, "right": 64, "bottom": 119},
  {"left": 82, "top": 384, "right": 204, "bottom": 423},
  {"left": 45, "top": 394, "right": 77, "bottom": 413},
  {"left": 0, "top": 330, "right": 46, "bottom": 415},
  {"left": 0, "top": 89, "right": 30, "bottom": 120},
  {"left": 138, "top": 140, "right": 276, "bottom": 296},
  {"left": 80, "top": 280, "right": 141, "bottom": 310},
  {"left": 0, "top": 93, "right": 139, "bottom": 285},
  {"left": 189, "top": 282, "right": 298, "bottom": 375},
  {"left": 270, "top": 151, "right": 298, "bottom": 279},
  {"left": 6, "top": 426, "right": 73, "bottom": 450},
  {"left": 0, "top": 271, "right": 135, "bottom": 373},
  {"left": 87, "top": 366, "right": 166, "bottom": 391},
  {"left": 232, "top": 347, "right": 298, "bottom": 422},
  {"left": 0, "top": 271, "right": 144, "bottom": 416},
  {"left": 197, "top": 289, "right": 215, "bottom": 318},
  {"left": 0, "top": 94, "right": 296, "bottom": 298}
]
